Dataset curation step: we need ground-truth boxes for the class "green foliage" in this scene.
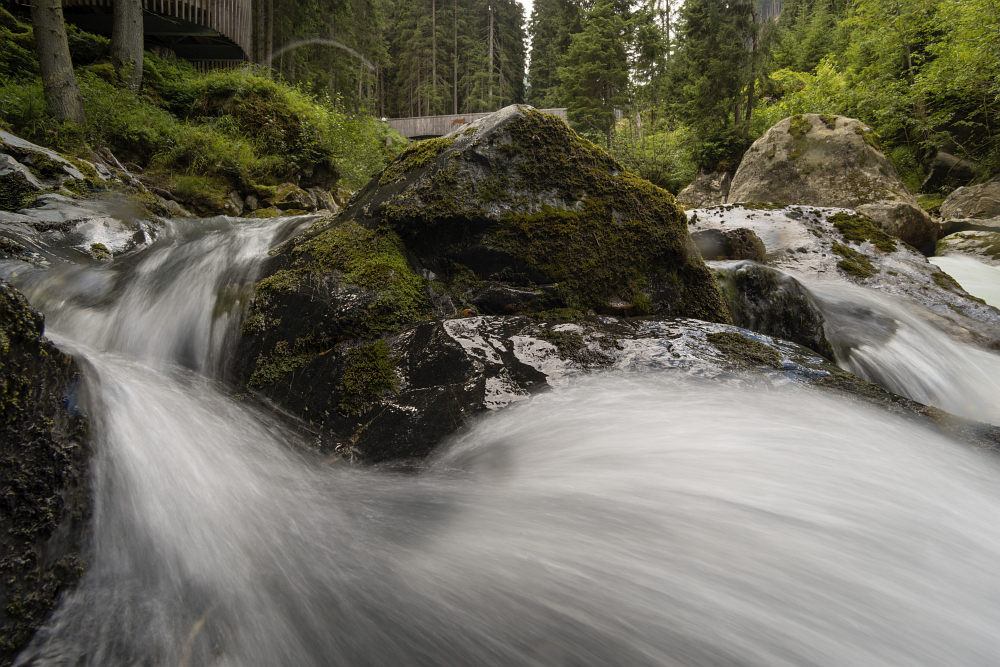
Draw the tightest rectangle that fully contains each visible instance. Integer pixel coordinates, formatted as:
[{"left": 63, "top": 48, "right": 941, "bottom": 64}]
[
  {"left": 609, "top": 122, "right": 697, "bottom": 193},
  {"left": 0, "top": 36, "right": 400, "bottom": 191},
  {"left": 526, "top": 0, "right": 582, "bottom": 108},
  {"left": 666, "top": 0, "right": 767, "bottom": 168},
  {"left": 559, "top": 0, "right": 629, "bottom": 142}
]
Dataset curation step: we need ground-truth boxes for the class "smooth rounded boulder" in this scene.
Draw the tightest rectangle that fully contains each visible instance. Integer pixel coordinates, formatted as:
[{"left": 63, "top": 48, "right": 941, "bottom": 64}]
[{"left": 728, "top": 114, "right": 938, "bottom": 250}]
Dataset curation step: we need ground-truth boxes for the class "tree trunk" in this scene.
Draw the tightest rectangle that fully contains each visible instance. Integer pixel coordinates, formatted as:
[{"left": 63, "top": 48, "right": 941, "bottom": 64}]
[
  {"left": 31, "top": 0, "right": 86, "bottom": 124},
  {"left": 453, "top": 0, "right": 458, "bottom": 114},
  {"left": 266, "top": 0, "right": 274, "bottom": 78},
  {"left": 487, "top": 2, "right": 494, "bottom": 104},
  {"left": 111, "top": 0, "right": 143, "bottom": 90},
  {"left": 256, "top": 0, "right": 266, "bottom": 64},
  {"left": 432, "top": 0, "right": 437, "bottom": 114}
]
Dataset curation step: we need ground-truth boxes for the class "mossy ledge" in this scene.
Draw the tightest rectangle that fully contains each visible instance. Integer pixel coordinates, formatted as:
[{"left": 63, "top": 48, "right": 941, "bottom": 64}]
[{"left": 706, "top": 331, "right": 782, "bottom": 370}]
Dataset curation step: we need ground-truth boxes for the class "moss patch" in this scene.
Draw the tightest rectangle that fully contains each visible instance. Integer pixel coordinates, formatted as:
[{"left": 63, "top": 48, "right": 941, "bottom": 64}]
[
  {"left": 832, "top": 242, "right": 878, "bottom": 278},
  {"left": 247, "top": 336, "right": 319, "bottom": 389},
  {"left": 536, "top": 327, "right": 613, "bottom": 366},
  {"left": 788, "top": 114, "right": 812, "bottom": 139},
  {"left": 829, "top": 211, "right": 897, "bottom": 253},
  {"left": 89, "top": 243, "right": 111, "bottom": 261},
  {"left": 250, "top": 219, "right": 431, "bottom": 340},
  {"left": 339, "top": 341, "right": 397, "bottom": 416},
  {"left": 931, "top": 270, "right": 962, "bottom": 292},
  {"left": 819, "top": 114, "right": 838, "bottom": 130},
  {"left": 379, "top": 136, "right": 457, "bottom": 186},
  {"left": 706, "top": 331, "right": 781, "bottom": 369},
  {"left": 854, "top": 125, "right": 882, "bottom": 150}
]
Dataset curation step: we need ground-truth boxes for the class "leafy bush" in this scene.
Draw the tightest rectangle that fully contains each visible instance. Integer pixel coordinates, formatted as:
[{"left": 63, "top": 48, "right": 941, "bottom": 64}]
[{"left": 610, "top": 123, "right": 697, "bottom": 193}]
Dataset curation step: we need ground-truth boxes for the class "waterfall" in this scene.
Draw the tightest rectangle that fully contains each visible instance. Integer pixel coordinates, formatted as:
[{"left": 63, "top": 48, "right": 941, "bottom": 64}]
[
  {"left": 804, "top": 279, "right": 1000, "bottom": 425},
  {"left": 11, "top": 216, "right": 1000, "bottom": 666}
]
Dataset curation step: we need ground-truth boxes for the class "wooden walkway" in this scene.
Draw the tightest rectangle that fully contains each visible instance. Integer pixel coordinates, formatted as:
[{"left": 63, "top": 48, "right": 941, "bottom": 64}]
[
  {"left": 387, "top": 109, "right": 568, "bottom": 138},
  {"left": 6, "top": 0, "right": 251, "bottom": 62}
]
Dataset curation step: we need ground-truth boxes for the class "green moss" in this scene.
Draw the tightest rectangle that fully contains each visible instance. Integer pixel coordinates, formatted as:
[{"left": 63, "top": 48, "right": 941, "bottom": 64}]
[
  {"left": 89, "top": 243, "right": 111, "bottom": 261},
  {"left": 535, "top": 327, "right": 613, "bottom": 366},
  {"left": 248, "top": 336, "right": 320, "bottom": 389},
  {"left": 931, "top": 270, "right": 962, "bottom": 292},
  {"left": 379, "top": 136, "right": 457, "bottom": 185},
  {"left": 0, "top": 173, "right": 35, "bottom": 212},
  {"left": 0, "top": 238, "right": 26, "bottom": 259},
  {"left": 339, "top": 340, "right": 397, "bottom": 416},
  {"left": 788, "top": 114, "right": 812, "bottom": 139},
  {"left": 917, "top": 193, "right": 946, "bottom": 212},
  {"left": 732, "top": 201, "right": 784, "bottom": 211},
  {"left": 250, "top": 219, "right": 431, "bottom": 340},
  {"left": 706, "top": 331, "right": 781, "bottom": 369},
  {"left": 831, "top": 242, "right": 878, "bottom": 278},
  {"left": 819, "top": 114, "right": 838, "bottom": 130},
  {"left": 530, "top": 307, "right": 582, "bottom": 321},
  {"left": 854, "top": 124, "right": 882, "bottom": 150},
  {"left": 829, "top": 211, "right": 897, "bottom": 252}
]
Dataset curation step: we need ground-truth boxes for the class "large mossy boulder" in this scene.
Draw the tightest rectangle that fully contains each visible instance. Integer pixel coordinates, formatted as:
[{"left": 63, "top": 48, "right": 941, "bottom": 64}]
[
  {"left": 334, "top": 105, "right": 730, "bottom": 321},
  {"left": 233, "top": 105, "right": 732, "bottom": 461},
  {"left": 0, "top": 280, "right": 90, "bottom": 665},
  {"left": 728, "top": 114, "right": 938, "bottom": 250}
]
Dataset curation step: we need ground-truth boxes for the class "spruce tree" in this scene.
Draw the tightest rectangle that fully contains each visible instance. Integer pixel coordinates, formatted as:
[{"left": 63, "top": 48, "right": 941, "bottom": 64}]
[{"left": 559, "top": 0, "right": 629, "bottom": 144}]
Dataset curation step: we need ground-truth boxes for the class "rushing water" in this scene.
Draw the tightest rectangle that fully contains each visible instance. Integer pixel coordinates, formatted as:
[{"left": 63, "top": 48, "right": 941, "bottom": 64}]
[
  {"left": 930, "top": 255, "right": 1000, "bottom": 309},
  {"left": 805, "top": 279, "right": 1000, "bottom": 425},
  {"left": 10, "top": 217, "right": 1000, "bottom": 666}
]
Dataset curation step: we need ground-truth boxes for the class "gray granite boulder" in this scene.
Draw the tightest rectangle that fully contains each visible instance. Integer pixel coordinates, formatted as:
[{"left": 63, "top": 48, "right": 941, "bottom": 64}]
[
  {"left": 728, "top": 115, "right": 938, "bottom": 250},
  {"left": 940, "top": 176, "right": 1000, "bottom": 221}
]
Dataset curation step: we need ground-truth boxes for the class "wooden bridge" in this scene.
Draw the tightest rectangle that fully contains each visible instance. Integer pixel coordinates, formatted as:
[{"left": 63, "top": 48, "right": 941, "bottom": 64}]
[
  {"left": 387, "top": 109, "right": 568, "bottom": 139},
  {"left": 6, "top": 0, "right": 251, "bottom": 63}
]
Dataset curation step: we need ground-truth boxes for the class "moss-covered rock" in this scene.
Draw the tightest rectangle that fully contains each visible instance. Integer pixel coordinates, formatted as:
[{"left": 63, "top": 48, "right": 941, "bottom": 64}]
[
  {"left": 337, "top": 105, "right": 731, "bottom": 322},
  {"left": 0, "top": 280, "right": 90, "bottom": 666},
  {"left": 728, "top": 114, "right": 938, "bottom": 251}
]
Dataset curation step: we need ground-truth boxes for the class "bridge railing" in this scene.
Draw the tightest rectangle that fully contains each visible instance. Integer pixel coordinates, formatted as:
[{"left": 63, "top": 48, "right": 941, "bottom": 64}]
[
  {"left": 6, "top": 0, "right": 251, "bottom": 61},
  {"left": 387, "top": 109, "right": 569, "bottom": 139}
]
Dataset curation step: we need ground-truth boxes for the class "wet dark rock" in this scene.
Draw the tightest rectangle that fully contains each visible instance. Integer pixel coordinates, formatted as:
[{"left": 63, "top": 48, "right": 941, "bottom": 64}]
[
  {"left": 713, "top": 260, "right": 835, "bottom": 360},
  {"left": 692, "top": 228, "right": 766, "bottom": 263},
  {"left": 334, "top": 104, "right": 730, "bottom": 322},
  {"left": 237, "top": 313, "right": 999, "bottom": 464},
  {"left": 0, "top": 280, "right": 90, "bottom": 664},
  {"left": 234, "top": 106, "right": 733, "bottom": 459}
]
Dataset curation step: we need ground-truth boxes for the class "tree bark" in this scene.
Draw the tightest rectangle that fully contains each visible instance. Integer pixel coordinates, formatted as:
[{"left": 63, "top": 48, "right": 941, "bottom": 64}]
[
  {"left": 31, "top": 0, "right": 86, "bottom": 124},
  {"left": 111, "top": 0, "right": 144, "bottom": 90},
  {"left": 453, "top": 0, "right": 458, "bottom": 113},
  {"left": 432, "top": 0, "right": 437, "bottom": 114},
  {"left": 487, "top": 1, "right": 494, "bottom": 103},
  {"left": 266, "top": 0, "right": 274, "bottom": 78}
]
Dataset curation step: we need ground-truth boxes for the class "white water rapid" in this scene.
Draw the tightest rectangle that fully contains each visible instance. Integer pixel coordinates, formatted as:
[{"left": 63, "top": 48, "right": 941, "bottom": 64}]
[
  {"left": 930, "top": 255, "right": 1000, "bottom": 309},
  {"left": 9, "top": 216, "right": 1000, "bottom": 666}
]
